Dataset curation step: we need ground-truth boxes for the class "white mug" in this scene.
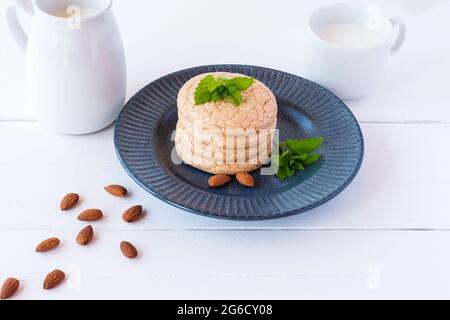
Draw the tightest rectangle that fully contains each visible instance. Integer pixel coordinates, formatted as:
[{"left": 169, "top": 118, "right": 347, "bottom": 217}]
[
  {"left": 6, "top": 0, "right": 126, "bottom": 134},
  {"left": 303, "top": 3, "right": 406, "bottom": 100}
]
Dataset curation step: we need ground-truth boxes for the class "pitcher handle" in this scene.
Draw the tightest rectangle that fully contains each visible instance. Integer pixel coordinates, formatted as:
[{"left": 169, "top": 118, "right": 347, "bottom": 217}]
[
  {"left": 6, "top": 0, "right": 34, "bottom": 53},
  {"left": 390, "top": 17, "right": 407, "bottom": 55}
]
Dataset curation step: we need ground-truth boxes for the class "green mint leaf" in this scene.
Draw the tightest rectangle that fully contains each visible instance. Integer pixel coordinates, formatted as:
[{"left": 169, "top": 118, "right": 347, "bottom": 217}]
[
  {"left": 298, "top": 153, "right": 310, "bottom": 161},
  {"left": 227, "top": 86, "right": 242, "bottom": 106},
  {"left": 286, "top": 165, "right": 296, "bottom": 178},
  {"left": 279, "top": 151, "right": 289, "bottom": 166},
  {"left": 276, "top": 165, "right": 289, "bottom": 180},
  {"left": 211, "top": 86, "right": 227, "bottom": 102},
  {"left": 289, "top": 154, "right": 309, "bottom": 162},
  {"left": 208, "top": 81, "right": 221, "bottom": 92},
  {"left": 274, "top": 138, "right": 324, "bottom": 181},
  {"left": 293, "top": 160, "right": 305, "bottom": 171},
  {"left": 194, "top": 75, "right": 254, "bottom": 106},
  {"left": 302, "top": 153, "right": 322, "bottom": 165},
  {"left": 230, "top": 77, "right": 254, "bottom": 90},
  {"left": 274, "top": 151, "right": 297, "bottom": 180},
  {"left": 195, "top": 75, "right": 215, "bottom": 105},
  {"left": 285, "top": 137, "right": 324, "bottom": 154},
  {"left": 276, "top": 162, "right": 295, "bottom": 180},
  {"left": 289, "top": 156, "right": 306, "bottom": 171}
]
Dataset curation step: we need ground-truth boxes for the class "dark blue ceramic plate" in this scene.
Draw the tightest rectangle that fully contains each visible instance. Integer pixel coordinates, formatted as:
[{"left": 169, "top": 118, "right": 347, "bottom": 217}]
[{"left": 114, "top": 65, "right": 364, "bottom": 220}]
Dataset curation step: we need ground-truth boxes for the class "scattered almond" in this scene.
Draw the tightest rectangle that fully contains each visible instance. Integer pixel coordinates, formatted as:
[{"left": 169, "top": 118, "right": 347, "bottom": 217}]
[
  {"left": 122, "top": 205, "right": 143, "bottom": 223},
  {"left": 60, "top": 193, "right": 79, "bottom": 211},
  {"left": 43, "top": 270, "right": 65, "bottom": 290},
  {"left": 76, "top": 225, "right": 94, "bottom": 246},
  {"left": 208, "top": 174, "right": 231, "bottom": 188},
  {"left": 104, "top": 184, "right": 128, "bottom": 197},
  {"left": 236, "top": 172, "right": 255, "bottom": 187},
  {"left": 1, "top": 278, "right": 20, "bottom": 300},
  {"left": 120, "top": 241, "right": 138, "bottom": 259},
  {"left": 78, "top": 209, "right": 103, "bottom": 222},
  {"left": 36, "top": 237, "right": 60, "bottom": 253}
]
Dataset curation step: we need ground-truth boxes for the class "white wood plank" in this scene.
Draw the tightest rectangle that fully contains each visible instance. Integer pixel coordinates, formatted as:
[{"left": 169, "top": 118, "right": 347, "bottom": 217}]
[
  {"left": 1, "top": 229, "right": 449, "bottom": 299},
  {"left": 1, "top": 0, "right": 449, "bottom": 121},
  {"left": 0, "top": 121, "right": 449, "bottom": 229}
]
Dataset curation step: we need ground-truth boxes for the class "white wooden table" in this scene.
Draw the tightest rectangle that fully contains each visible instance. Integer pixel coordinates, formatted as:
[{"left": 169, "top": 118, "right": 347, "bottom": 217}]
[{"left": 1, "top": 0, "right": 450, "bottom": 299}]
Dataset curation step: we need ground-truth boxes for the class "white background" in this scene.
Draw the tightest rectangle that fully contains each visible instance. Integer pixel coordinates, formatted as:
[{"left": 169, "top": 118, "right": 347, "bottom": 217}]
[{"left": 0, "top": 0, "right": 450, "bottom": 299}]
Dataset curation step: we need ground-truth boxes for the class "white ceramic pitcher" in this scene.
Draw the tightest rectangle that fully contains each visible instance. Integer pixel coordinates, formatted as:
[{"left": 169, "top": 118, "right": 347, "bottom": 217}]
[{"left": 6, "top": 0, "right": 126, "bottom": 134}]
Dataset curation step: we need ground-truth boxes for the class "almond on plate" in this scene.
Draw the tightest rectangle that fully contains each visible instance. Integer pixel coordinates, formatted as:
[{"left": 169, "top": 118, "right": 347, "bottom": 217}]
[
  {"left": 120, "top": 241, "right": 138, "bottom": 259},
  {"left": 60, "top": 193, "right": 79, "bottom": 211},
  {"left": 208, "top": 175, "right": 231, "bottom": 188},
  {"left": 43, "top": 270, "right": 65, "bottom": 290},
  {"left": 76, "top": 225, "right": 94, "bottom": 246},
  {"left": 1, "top": 278, "right": 20, "bottom": 300},
  {"left": 122, "top": 205, "right": 143, "bottom": 223},
  {"left": 236, "top": 172, "right": 255, "bottom": 187},
  {"left": 36, "top": 237, "right": 60, "bottom": 253},
  {"left": 104, "top": 184, "right": 128, "bottom": 197},
  {"left": 78, "top": 209, "right": 103, "bottom": 222}
]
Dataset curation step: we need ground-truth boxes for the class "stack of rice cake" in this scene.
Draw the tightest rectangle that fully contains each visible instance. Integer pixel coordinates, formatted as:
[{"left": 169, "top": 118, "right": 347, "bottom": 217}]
[{"left": 175, "top": 72, "right": 278, "bottom": 175}]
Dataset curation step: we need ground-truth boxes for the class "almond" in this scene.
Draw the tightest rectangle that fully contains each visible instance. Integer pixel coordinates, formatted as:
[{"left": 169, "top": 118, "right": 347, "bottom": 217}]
[
  {"left": 43, "top": 270, "right": 65, "bottom": 290},
  {"left": 104, "top": 184, "right": 127, "bottom": 197},
  {"left": 36, "top": 237, "right": 60, "bottom": 253},
  {"left": 1, "top": 278, "right": 19, "bottom": 300},
  {"left": 120, "top": 241, "right": 138, "bottom": 259},
  {"left": 78, "top": 209, "right": 103, "bottom": 222},
  {"left": 76, "top": 225, "right": 94, "bottom": 246},
  {"left": 236, "top": 172, "right": 255, "bottom": 187},
  {"left": 60, "top": 193, "right": 79, "bottom": 211},
  {"left": 208, "top": 175, "right": 231, "bottom": 188},
  {"left": 122, "top": 205, "right": 143, "bottom": 223}
]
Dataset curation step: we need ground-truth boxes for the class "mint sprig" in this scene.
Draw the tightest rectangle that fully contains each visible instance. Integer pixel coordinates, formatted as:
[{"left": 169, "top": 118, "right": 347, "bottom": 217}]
[
  {"left": 194, "top": 75, "right": 254, "bottom": 106},
  {"left": 275, "top": 137, "right": 324, "bottom": 180}
]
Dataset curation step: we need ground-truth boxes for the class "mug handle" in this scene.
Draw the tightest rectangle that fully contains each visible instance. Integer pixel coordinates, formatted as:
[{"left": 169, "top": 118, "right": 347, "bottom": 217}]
[
  {"left": 390, "top": 17, "right": 406, "bottom": 55},
  {"left": 6, "top": 0, "right": 34, "bottom": 53}
]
